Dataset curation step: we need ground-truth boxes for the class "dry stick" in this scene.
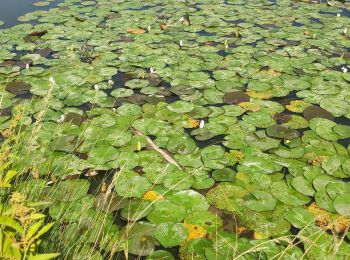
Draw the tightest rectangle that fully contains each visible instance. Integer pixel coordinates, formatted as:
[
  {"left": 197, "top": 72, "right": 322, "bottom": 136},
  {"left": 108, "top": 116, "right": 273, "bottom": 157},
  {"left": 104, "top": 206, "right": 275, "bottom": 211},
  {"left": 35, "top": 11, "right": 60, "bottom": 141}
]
[{"left": 131, "top": 127, "right": 183, "bottom": 170}]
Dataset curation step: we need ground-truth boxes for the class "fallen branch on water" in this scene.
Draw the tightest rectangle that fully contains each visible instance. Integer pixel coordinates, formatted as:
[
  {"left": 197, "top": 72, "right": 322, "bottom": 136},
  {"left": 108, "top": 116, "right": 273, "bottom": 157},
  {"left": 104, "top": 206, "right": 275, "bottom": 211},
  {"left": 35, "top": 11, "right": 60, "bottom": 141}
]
[{"left": 131, "top": 127, "right": 183, "bottom": 170}]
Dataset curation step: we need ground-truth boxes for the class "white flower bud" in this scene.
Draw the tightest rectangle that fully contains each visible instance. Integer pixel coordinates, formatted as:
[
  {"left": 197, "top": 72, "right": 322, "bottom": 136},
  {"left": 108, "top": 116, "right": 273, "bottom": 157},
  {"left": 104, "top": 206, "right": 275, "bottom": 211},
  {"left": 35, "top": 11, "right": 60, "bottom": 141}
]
[
  {"left": 57, "top": 114, "right": 65, "bottom": 123},
  {"left": 94, "top": 84, "right": 99, "bottom": 91},
  {"left": 180, "top": 40, "right": 183, "bottom": 47},
  {"left": 341, "top": 66, "right": 348, "bottom": 73},
  {"left": 199, "top": 120, "right": 205, "bottom": 129}
]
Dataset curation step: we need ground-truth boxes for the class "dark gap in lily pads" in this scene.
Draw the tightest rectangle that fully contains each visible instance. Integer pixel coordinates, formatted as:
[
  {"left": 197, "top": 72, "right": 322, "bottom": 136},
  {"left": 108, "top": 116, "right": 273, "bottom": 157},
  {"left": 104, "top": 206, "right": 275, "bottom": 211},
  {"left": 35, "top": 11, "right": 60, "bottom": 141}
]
[
  {"left": 303, "top": 105, "right": 334, "bottom": 121},
  {"left": 292, "top": 21, "right": 304, "bottom": 27},
  {"left": 272, "top": 90, "right": 298, "bottom": 105},
  {"left": 112, "top": 210, "right": 129, "bottom": 230},
  {"left": 35, "top": 48, "right": 53, "bottom": 58},
  {"left": 217, "top": 49, "right": 228, "bottom": 57},
  {"left": 193, "top": 134, "right": 227, "bottom": 150},
  {"left": 15, "top": 92, "right": 33, "bottom": 99},
  {"left": 88, "top": 170, "right": 115, "bottom": 195},
  {"left": 5, "top": 81, "right": 32, "bottom": 95},
  {"left": 260, "top": 23, "right": 279, "bottom": 30},
  {"left": 0, "top": 107, "right": 12, "bottom": 117},
  {"left": 310, "top": 17, "right": 322, "bottom": 24},
  {"left": 224, "top": 19, "right": 245, "bottom": 24},
  {"left": 341, "top": 8, "right": 350, "bottom": 17},
  {"left": 285, "top": 40, "right": 300, "bottom": 47},
  {"left": 338, "top": 138, "right": 350, "bottom": 148},
  {"left": 75, "top": 102, "right": 94, "bottom": 112},
  {"left": 165, "top": 93, "right": 181, "bottom": 103},
  {"left": 197, "top": 30, "right": 216, "bottom": 36}
]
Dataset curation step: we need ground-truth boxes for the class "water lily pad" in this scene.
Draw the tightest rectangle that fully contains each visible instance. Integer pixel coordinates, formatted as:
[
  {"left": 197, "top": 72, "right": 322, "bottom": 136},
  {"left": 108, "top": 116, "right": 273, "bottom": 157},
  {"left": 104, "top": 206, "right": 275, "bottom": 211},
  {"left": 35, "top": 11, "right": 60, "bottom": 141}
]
[
  {"left": 170, "top": 190, "right": 209, "bottom": 212},
  {"left": 291, "top": 176, "right": 315, "bottom": 196},
  {"left": 167, "top": 101, "right": 194, "bottom": 113},
  {"left": 147, "top": 200, "right": 187, "bottom": 224},
  {"left": 146, "top": 250, "right": 175, "bottom": 260},
  {"left": 212, "top": 168, "right": 236, "bottom": 181},
  {"left": 223, "top": 91, "right": 250, "bottom": 105},
  {"left": 266, "top": 125, "right": 299, "bottom": 139},
  {"left": 123, "top": 221, "right": 157, "bottom": 256},
  {"left": 115, "top": 173, "right": 151, "bottom": 198},
  {"left": 125, "top": 79, "right": 149, "bottom": 89},
  {"left": 244, "top": 191, "right": 277, "bottom": 212},
  {"left": 121, "top": 199, "right": 153, "bottom": 221},
  {"left": 154, "top": 222, "right": 188, "bottom": 248},
  {"left": 284, "top": 207, "right": 315, "bottom": 229},
  {"left": 271, "top": 181, "right": 311, "bottom": 206},
  {"left": 206, "top": 183, "right": 247, "bottom": 212},
  {"left": 333, "top": 194, "right": 350, "bottom": 216}
]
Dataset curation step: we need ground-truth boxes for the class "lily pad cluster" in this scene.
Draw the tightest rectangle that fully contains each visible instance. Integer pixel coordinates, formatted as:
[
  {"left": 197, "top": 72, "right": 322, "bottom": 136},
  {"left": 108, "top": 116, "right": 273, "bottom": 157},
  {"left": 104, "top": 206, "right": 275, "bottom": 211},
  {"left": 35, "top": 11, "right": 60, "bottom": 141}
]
[{"left": 1, "top": 0, "right": 350, "bottom": 259}]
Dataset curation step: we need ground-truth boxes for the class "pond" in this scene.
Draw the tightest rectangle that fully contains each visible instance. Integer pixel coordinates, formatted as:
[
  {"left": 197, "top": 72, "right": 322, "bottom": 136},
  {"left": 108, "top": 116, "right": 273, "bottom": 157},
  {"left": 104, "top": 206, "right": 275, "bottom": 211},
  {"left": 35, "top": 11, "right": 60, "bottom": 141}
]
[{"left": 0, "top": 0, "right": 350, "bottom": 259}]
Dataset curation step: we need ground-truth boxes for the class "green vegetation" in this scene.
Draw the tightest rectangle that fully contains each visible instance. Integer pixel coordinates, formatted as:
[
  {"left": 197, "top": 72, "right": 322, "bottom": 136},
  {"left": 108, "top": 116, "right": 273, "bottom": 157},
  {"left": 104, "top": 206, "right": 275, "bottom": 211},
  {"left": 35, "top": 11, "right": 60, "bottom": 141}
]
[{"left": 0, "top": 0, "right": 350, "bottom": 259}]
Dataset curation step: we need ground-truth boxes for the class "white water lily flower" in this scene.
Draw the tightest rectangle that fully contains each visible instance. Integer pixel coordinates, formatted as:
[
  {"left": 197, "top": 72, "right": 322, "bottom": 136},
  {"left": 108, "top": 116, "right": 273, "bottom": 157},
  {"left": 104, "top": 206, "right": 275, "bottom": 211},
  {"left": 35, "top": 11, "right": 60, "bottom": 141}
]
[
  {"left": 112, "top": 108, "right": 117, "bottom": 112},
  {"left": 25, "top": 63, "right": 29, "bottom": 69},
  {"left": 341, "top": 66, "right": 348, "bottom": 73},
  {"left": 180, "top": 40, "right": 183, "bottom": 47},
  {"left": 199, "top": 120, "right": 205, "bottom": 129},
  {"left": 337, "top": 13, "right": 341, "bottom": 17},
  {"left": 108, "top": 79, "right": 114, "bottom": 85},
  {"left": 148, "top": 25, "right": 151, "bottom": 32},
  {"left": 94, "top": 84, "right": 99, "bottom": 90},
  {"left": 57, "top": 114, "right": 65, "bottom": 123},
  {"left": 49, "top": 76, "right": 55, "bottom": 84},
  {"left": 179, "top": 17, "right": 184, "bottom": 22},
  {"left": 225, "top": 44, "right": 229, "bottom": 49},
  {"left": 150, "top": 67, "right": 154, "bottom": 73},
  {"left": 344, "top": 27, "right": 348, "bottom": 34}
]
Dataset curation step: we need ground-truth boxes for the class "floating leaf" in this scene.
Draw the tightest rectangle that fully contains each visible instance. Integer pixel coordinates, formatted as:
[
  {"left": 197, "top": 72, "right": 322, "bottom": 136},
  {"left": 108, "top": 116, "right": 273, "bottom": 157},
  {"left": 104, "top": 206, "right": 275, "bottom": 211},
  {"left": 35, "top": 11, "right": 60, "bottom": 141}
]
[{"left": 154, "top": 222, "right": 188, "bottom": 248}]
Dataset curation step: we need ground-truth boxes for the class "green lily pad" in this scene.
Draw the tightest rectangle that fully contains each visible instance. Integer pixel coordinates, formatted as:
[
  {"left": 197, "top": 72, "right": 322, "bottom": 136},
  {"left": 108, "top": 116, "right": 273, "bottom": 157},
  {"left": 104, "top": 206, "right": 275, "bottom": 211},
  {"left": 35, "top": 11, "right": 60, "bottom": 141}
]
[
  {"left": 114, "top": 172, "right": 151, "bottom": 198},
  {"left": 271, "top": 181, "right": 311, "bottom": 206},
  {"left": 244, "top": 191, "right": 277, "bottom": 212},
  {"left": 206, "top": 183, "right": 247, "bottom": 212},
  {"left": 147, "top": 200, "right": 187, "bottom": 224},
  {"left": 170, "top": 190, "right": 209, "bottom": 212},
  {"left": 167, "top": 101, "right": 194, "bottom": 113},
  {"left": 123, "top": 221, "right": 157, "bottom": 256},
  {"left": 154, "top": 222, "right": 188, "bottom": 248},
  {"left": 333, "top": 194, "right": 350, "bottom": 216},
  {"left": 284, "top": 207, "right": 315, "bottom": 229},
  {"left": 146, "top": 250, "right": 175, "bottom": 260}
]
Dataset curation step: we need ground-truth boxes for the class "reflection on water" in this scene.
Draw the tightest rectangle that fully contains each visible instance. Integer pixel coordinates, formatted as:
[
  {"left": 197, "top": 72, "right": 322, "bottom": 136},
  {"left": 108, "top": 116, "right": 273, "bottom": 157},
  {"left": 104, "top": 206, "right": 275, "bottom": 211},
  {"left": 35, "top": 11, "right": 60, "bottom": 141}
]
[{"left": 0, "top": 0, "right": 60, "bottom": 28}]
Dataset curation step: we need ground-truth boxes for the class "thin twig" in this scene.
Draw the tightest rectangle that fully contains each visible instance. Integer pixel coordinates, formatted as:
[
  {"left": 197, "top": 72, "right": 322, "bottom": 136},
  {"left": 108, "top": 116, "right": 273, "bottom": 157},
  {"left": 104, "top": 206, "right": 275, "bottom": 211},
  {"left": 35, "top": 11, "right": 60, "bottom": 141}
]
[{"left": 131, "top": 127, "right": 183, "bottom": 170}]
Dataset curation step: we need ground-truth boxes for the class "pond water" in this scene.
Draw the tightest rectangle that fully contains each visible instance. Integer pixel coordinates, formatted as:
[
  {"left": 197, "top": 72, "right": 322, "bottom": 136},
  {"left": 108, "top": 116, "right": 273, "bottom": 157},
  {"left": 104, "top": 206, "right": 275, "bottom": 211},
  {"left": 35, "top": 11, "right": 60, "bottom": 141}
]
[
  {"left": 0, "top": 0, "right": 62, "bottom": 28},
  {"left": 1, "top": 0, "right": 350, "bottom": 259}
]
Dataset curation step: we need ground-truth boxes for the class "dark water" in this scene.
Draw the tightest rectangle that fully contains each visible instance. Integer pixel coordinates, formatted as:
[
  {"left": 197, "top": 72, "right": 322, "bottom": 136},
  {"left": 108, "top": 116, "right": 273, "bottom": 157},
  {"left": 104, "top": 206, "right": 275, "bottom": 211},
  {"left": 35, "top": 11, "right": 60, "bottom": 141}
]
[{"left": 0, "top": 0, "right": 60, "bottom": 28}]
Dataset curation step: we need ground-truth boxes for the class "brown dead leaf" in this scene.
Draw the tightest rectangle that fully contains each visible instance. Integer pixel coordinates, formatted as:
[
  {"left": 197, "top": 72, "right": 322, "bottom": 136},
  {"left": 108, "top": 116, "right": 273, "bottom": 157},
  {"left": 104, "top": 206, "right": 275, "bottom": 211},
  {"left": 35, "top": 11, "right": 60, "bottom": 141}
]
[
  {"left": 307, "top": 203, "right": 350, "bottom": 233},
  {"left": 127, "top": 28, "right": 146, "bottom": 34},
  {"left": 309, "top": 155, "right": 329, "bottom": 165},
  {"left": 160, "top": 23, "right": 168, "bottom": 30}
]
